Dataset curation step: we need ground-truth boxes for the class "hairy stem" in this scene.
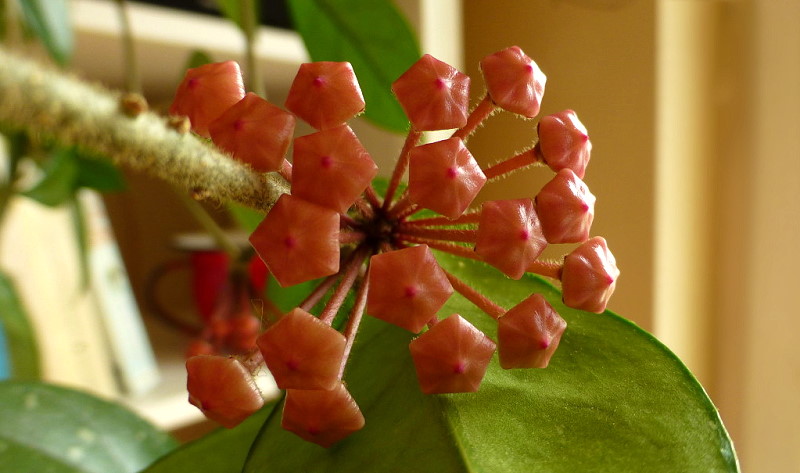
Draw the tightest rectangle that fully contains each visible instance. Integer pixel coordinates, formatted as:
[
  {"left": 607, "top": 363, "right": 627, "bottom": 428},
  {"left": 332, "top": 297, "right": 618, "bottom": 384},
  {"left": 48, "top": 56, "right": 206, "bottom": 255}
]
[{"left": 0, "top": 48, "right": 289, "bottom": 211}]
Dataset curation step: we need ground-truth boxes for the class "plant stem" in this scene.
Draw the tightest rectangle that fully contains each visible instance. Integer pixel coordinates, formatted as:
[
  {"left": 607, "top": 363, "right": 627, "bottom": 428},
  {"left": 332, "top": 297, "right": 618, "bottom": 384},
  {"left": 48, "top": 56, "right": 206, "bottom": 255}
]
[
  {"left": 443, "top": 269, "right": 505, "bottom": 319},
  {"left": 114, "top": 0, "right": 141, "bottom": 94},
  {"left": 174, "top": 189, "right": 241, "bottom": 261},
  {"left": 241, "top": 0, "right": 265, "bottom": 98},
  {"left": 0, "top": 48, "right": 289, "bottom": 211}
]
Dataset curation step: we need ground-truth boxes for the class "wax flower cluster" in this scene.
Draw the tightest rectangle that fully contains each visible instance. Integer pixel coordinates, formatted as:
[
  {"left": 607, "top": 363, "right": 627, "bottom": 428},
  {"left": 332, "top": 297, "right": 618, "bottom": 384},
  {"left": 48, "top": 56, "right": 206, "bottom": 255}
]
[{"left": 171, "top": 46, "right": 619, "bottom": 447}]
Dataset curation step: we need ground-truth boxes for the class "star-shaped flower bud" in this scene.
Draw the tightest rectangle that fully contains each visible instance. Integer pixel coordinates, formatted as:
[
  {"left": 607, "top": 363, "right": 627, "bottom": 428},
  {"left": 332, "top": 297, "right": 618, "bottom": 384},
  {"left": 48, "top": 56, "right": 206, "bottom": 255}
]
[
  {"left": 409, "top": 314, "right": 496, "bottom": 394},
  {"left": 208, "top": 93, "right": 295, "bottom": 173},
  {"left": 535, "top": 168, "right": 595, "bottom": 244},
  {"left": 391, "top": 54, "right": 470, "bottom": 131},
  {"left": 536, "top": 109, "right": 592, "bottom": 178},
  {"left": 408, "top": 137, "right": 487, "bottom": 219},
  {"left": 561, "top": 236, "right": 619, "bottom": 313},
  {"left": 285, "top": 62, "right": 365, "bottom": 130},
  {"left": 186, "top": 355, "right": 264, "bottom": 428},
  {"left": 257, "top": 308, "right": 346, "bottom": 390},
  {"left": 497, "top": 294, "right": 566, "bottom": 369},
  {"left": 475, "top": 198, "right": 547, "bottom": 279},
  {"left": 479, "top": 46, "right": 546, "bottom": 118},
  {"left": 367, "top": 245, "right": 454, "bottom": 333},
  {"left": 292, "top": 125, "right": 378, "bottom": 213},
  {"left": 282, "top": 382, "right": 365, "bottom": 448},
  {"left": 249, "top": 194, "right": 340, "bottom": 287},
  {"left": 170, "top": 61, "right": 245, "bottom": 137}
]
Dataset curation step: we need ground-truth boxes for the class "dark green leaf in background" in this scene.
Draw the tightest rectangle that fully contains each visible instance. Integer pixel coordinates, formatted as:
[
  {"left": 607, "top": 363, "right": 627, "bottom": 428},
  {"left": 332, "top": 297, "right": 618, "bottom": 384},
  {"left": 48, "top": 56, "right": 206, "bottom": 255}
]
[
  {"left": 244, "top": 254, "right": 738, "bottom": 472},
  {"left": 184, "top": 49, "right": 215, "bottom": 70},
  {"left": 74, "top": 153, "right": 126, "bottom": 192},
  {"left": 214, "top": 0, "right": 245, "bottom": 30},
  {"left": 17, "top": 0, "right": 73, "bottom": 65},
  {"left": 0, "top": 381, "right": 177, "bottom": 473},
  {"left": 143, "top": 399, "right": 279, "bottom": 473},
  {"left": 287, "top": 0, "right": 420, "bottom": 133},
  {"left": 0, "top": 272, "right": 40, "bottom": 380}
]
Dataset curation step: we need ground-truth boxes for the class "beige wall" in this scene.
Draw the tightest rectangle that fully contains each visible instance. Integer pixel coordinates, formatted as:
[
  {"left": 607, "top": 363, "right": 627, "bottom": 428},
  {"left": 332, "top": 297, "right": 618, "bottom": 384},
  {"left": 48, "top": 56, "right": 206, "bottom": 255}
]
[{"left": 462, "top": 1, "right": 656, "bottom": 332}]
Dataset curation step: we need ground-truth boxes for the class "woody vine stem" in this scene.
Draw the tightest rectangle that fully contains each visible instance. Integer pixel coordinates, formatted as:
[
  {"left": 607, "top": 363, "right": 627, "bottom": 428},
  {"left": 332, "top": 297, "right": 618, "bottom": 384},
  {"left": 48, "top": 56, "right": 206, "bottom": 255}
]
[{"left": 0, "top": 48, "right": 289, "bottom": 212}]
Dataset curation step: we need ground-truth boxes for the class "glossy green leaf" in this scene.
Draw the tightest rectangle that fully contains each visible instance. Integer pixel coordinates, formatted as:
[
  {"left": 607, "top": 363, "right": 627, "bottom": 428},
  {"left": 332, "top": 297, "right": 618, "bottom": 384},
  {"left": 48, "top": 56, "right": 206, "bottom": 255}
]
[
  {"left": 245, "top": 254, "right": 738, "bottom": 472},
  {"left": 0, "top": 381, "right": 177, "bottom": 472},
  {"left": 21, "top": 146, "right": 78, "bottom": 207},
  {"left": 17, "top": 0, "right": 73, "bottom": 65},
  {"left": 287, "top": 0, "right": 420, "bottom": 132},
  {"left": 143, "top": 400, "right": 279, "bottom": 473},
  {"left": 227, "top": 201, "right": 264, "bottom": 233},
  {"left": 0, "top": 272, "right": 40, "bottom": 380}
]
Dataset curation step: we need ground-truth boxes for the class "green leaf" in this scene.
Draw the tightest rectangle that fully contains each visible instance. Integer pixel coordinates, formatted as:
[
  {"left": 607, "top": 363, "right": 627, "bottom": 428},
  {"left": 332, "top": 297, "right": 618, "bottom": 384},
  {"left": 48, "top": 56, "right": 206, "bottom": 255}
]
[
  {"left": 227, "top": 202, "right": 264, "bottom": 233},
  {"left": 287, "top": 0, "right": 420, "bottom": 133},
  {"left": 0, "top": 272, "right": 40, "bottom": 380},
  {"left": 21, "top": 146, "right": 78, "bottom": 207},
  {"left": 74, "top": 153, "right": 126, "bottom": 192},
  {"left": 143, "top": 399, "right": 279, "bottom": 473},
  {"left": 184, "top": 49, "right": 215, "bottom": 70},
  {"left": 244, "top": 254, "right": 738, "bottom": 472},
  {"left": 214, "top": 0, "right": 244, "bottom": 30},
  {"left": 0, "top": 381, "right": 177, "bottom": 473},
  {"left": 17, "top": 0, "right": 73, "bottom": 65}
]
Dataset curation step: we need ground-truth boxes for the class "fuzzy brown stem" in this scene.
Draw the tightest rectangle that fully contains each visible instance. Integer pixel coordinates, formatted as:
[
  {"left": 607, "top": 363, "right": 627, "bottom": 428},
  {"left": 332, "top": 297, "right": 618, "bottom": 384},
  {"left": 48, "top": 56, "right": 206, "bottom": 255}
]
[{"left": 0, "top": 48, "right": 289, "bottom": 212}]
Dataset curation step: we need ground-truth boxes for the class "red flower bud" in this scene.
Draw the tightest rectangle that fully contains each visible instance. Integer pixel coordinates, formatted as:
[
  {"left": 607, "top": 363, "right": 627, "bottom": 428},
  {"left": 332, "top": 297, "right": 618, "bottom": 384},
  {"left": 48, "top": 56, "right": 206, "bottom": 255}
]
[
  {"left": 535, "top": 168, "right": 595, "bottom": 244},
  {"left": 561, "top": 237, "right": 619, "bottom": 313},
  {"left": 407, "top": 137, "right": 486, "bottom": 219},
  {"left": 367, "top": 245, "right": 454, "bottom": 333},
  {"left": 497, "top": 294, "right": 566, "bottom": 369},
  {"left": 257, "top": 308, "right": 346, "bottom": 390},
  {"left": 208, "top": 93, "right": 295, "bottom": 173},
  {"left": 475, "top": 198, "right": 547, "bottom": 279},
  {"left": 186, "top": 355, "right": 264, "bottom": 428},
  {"left": 292, "top": 125, "right": 378, "bottom": 213},
  {"left": 409, "top": 314, "right": 496, "bottom": 394},
  {"left": 392, "top": 54, "right": 470, "bottom": 131},
  {"left": 536, "top": 109, "right": 592, "bottom": 178},
  {"left": 282, "top": 383, "right": 365, "bottom": 447},
  {"left": 480, "top": 46, "right": 546, "bottom": 118},
  {"left": 170, "top": 61, "right": 245, "bottom": 137},
  {"left": 285, "top": 62, "right": 365, "bottom": 130},
  {"left": 249, "top": 194, "right": 340, "bottom": 287}
]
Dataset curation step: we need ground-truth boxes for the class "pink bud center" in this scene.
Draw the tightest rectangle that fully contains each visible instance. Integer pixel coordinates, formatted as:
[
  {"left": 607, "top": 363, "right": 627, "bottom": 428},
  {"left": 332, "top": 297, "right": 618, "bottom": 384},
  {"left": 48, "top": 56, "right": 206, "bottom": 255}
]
[
  {"left": 435, "top": 78, "right": 448, "bottom": 90},
  {"left": 284, "top": 235, "right": 297, "bottom": 249},
  {"left": 539, "top": 338, "right": 551, "bottom": 349},
  {"left": 404, "top": 285, "right": 419, "bottom": 298},
  {"left": 519, "top": 229, "right": 530, "bottom": 241},
  {"left": 285, "top": 359, "right": 300, "bottom": 371},
  {"left": 187, "top": 77, "right": 200, "bottom": 89},
  {"left": 312, "top": 76, "right": 326, "bottom": 88},
  {"left": 453, "top": 361, "right": 466, "bottom": 374},
  {"left": 307, "top": 425, "right": 321, "bottom": 436},
  {"left": 524, "top": 64, "right": 534, "bottom": 74},
  {"left": 446, "top": 167, "right": 459, "bottom": 179},
  {"left": 320, "top": 155, "right": 333, "bottom": 169},
  {"left": 233, "top": 119, "right": 246, "bottom": 131}
]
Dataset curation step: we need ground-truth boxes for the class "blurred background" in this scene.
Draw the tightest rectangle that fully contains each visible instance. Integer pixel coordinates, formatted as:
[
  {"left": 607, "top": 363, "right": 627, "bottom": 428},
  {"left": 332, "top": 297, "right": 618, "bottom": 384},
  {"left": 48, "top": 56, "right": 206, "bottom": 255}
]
[{"left": 2, "top": 0, "right": 796, "bottom": 470}]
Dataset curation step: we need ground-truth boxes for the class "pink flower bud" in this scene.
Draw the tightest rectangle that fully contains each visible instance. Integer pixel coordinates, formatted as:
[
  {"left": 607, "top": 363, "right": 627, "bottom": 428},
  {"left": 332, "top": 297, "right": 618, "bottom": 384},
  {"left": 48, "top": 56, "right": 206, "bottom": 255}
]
[
  {"left": 536, "top": 109, "right": 592, "bottom": 178},
  {"left": 257, "top": 308, "right": 346, "bottom": 390},
  {"left": 561, "top": 236, "right": 619, "bottom": 313},
  {"left": 480, "top": 46, "right": 546, "bottom": 118},
  {"left": 285, "top": 62, "right": 365, "bottom": 130},
  {"left": 249, "top": 194, "right": 340, "bottom": 287},
  {"left": 208, "top": 93, "right": 295, "bottom": 173},
  {"left": 367, "top": 245, "right": 454, "bottom": 333},
  {"left": 292, "top": 125, "right": 378, "bottom": 213},
  {"left": 409, "top": 314, "right": 496, "bottom": 394},
  {"left": 497, "top": 294, "right": 566, "bottom": 369},
  {"left": 407, "top": 137, "right": 487, "bottom": 219},
  {"left": 282, "top": 383, "right": 365, "bottom": 447},
  {"left": 170, "top": 61, "right": 245, "bottom": 138},
  {"left": 392, "top": 54, "right": 470, "bottom": 131},
  {"left": 535, "top": 168, "right": 595, "bottom": 244},
  {"left": 475, "top": 198, "right": 547, "bottom": 279},
  {"left": 186, "top": 355, "right": 264, "bottom": 428}
]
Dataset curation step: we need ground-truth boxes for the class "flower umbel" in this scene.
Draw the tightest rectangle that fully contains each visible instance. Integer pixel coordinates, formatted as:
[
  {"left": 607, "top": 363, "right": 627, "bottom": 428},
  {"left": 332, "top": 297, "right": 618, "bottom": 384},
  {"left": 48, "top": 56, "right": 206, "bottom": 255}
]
[{"left": 173, "top": 46, "right": 619, "bottom": 446}]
